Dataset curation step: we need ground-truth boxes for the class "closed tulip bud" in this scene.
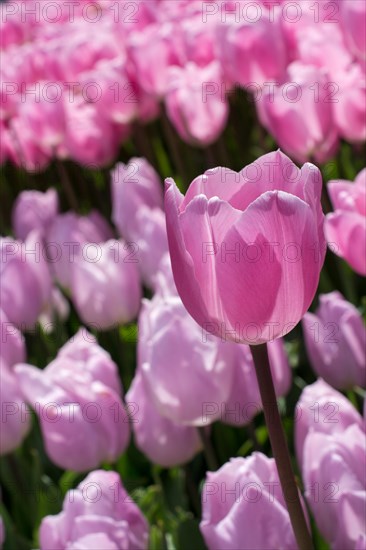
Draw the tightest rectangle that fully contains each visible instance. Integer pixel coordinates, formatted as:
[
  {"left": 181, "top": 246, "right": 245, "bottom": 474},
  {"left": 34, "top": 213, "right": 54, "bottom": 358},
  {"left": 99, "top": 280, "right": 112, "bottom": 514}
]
[
  {"left": 111, "top": 158, "right": 163, "bottom": 241},
  {"left": 295, "top": 379, "right": 363, "bottom": 467},
  {"left": 223, "top": 338, "right": 292, "bottom": 426},
  {"left": 39, "top": 470, "right": 149, "bottom": 550},
  {"left": 165, "top": 61, "right": 229, "bottom": 146},
  {"left": 47, "top": 211, "right": 113, "bottom": 289},
  {"left": 200, "top": 452, "right": 305, "bottom": 549},
  {"left": 302, "top": 292, "right": 366, "bottom": 389},
  {"left": 303, "top": 424, "right": 366, "bottom": 549},
  {"left": 12, "top": 188, "right": 59, "bottom": 241},
  {"left": 71, "top": 239, "right": 141, "bottom": 330},
  {"left": 165, "top": 150, "right": 326, "bottom": 344},
  {"left": 15, "top": 330, "right": 130, "bottom": 471},
  {"left": 138, "top": 290, "right": 234, "bottom": 426},
  {"left": 258, "top": 63, "right": 339, "bottom": 164},
  {"left": 126, "top": 371, "right": 202, "bottom": 467},
  {"left": 0, "top": 231, "right": 51, "bottom": 329},
  {"left": 325, "top": 168, "right": 366, "bottom": 275}
]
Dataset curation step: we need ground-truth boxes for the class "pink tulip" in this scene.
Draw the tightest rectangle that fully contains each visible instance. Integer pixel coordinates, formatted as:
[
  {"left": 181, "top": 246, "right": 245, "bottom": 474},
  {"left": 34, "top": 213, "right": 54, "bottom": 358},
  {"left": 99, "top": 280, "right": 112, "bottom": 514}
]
[
  {"left": 325, "top": 168, "right": 366, "bottom": 275},
  {"left": 217, "top": 9, "right": 287, "bottom": 87},
  {"left": 223, "top": 338, "right": 292, "bottom": 426},
  {"left": 332, "top": 63, "right": 366, "bottom": 143},
  {"left": 302, "top": 292, "right": 366, "bottom": 389},
  {"left": 71, "top": 239, "right": 141, "bottom": 330},
  {"left": 12, "top": 188, "right": 59, "bottom": 241},
  {"left": 47, "top": 210, "right": 113, "bottom": 289},
  {"left": 0, "top": 312, "right": 29, "bottom": 455},
  {"left": 0, "top": 360, "right": 31, "bottom": 455},
  {"left": 38, "top": 287, "right": 70, "bottom": 334},
  {"left": 0, "top": 231, "right": 52, "bottom": 329},
  {"left": 165, "top": 150, "right": 325, "bottom": 344},
  {"left": 200, "top": 452, "right": 302, "bottom": 549},
  {"left": 138, "top": 289, "right": 234, "bottom": 426},
  {"left": 39, "top": 470, "right": 149, "bottom": 550},
  {"left": 165, "top": 61, "right": 229, "bottom": 146},
  {"left": 303, "top": 424, "right": 366, "bottom": 549},
  {"left": 295, "top": 379, "right": 364, "bottom": 467},
  {"left": 111, "top": 157, "right": 163, "bottom": 241},
  {"left": 15, "top": 330, "right": 130, "bottom": 471},
  {"left": 62, "top": 95, "right": 123, "bottom": 168},
  {"left": 0, "top": 309, "right": 25, "bottom": 369},
  {"left": 340, "top": 0, "right": 366, "bottom": 62},
  {"left": 258, "top": 62, "right": 339, "bottom": 164},
  {"left": 126, "top": 371, "right": 202, "bottom": 467},
  {"left": 132, "top": 206, "right": 169, "bottom": 288}
]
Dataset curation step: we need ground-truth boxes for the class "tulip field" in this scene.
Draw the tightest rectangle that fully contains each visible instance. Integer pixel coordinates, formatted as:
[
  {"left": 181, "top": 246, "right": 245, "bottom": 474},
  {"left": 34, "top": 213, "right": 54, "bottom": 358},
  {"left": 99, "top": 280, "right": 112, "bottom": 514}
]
[{"left": 0, "top": 1, "right": 366, "bottom": 549}]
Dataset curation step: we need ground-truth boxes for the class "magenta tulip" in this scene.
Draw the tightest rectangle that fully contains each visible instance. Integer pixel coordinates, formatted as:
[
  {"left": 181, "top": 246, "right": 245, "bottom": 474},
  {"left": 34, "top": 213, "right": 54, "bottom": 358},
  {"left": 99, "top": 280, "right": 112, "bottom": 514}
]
[
  {"left": 165, "top": 150, "right": 326, "bottom": 344},
  {"left": 295, "top": 379, "right": 364, "bottom": 468},
  {"left": 302, "top": 292, "right": 366, "bottom": 389},
  {"left": 126, "top": 370, "right": 202, "bottom": 467},
  {"left": 39, "top": 470, "right": 149, "bottom": 549},
  {"left": 325, "top": 168, "right": 366, "bottom": 275},
  {"left": 12, "top": 188, "right": 59, "bottom": 241},
  {"left": 15, "top": 330, "right": 130, "bottom": 471},
  {"left": 200, "top": 452, "right": 304, "bottom": 549},
  {"left": 340, "top": 0, "right": 366, "bottom": 62}
]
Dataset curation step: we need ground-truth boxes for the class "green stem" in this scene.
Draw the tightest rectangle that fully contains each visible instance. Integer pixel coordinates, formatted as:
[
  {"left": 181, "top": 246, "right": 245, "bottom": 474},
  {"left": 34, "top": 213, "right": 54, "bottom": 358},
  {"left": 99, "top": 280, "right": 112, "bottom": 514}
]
[{"left": 250, "top": 344, "right": 313, "bottom": 550}]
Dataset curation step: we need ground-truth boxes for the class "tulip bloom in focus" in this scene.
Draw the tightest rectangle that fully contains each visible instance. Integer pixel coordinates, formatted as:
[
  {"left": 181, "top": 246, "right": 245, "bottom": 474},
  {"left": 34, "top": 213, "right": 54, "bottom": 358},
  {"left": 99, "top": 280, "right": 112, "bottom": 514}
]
[{"left": 165, "top": 150, "right": 326, "bottom": 344}]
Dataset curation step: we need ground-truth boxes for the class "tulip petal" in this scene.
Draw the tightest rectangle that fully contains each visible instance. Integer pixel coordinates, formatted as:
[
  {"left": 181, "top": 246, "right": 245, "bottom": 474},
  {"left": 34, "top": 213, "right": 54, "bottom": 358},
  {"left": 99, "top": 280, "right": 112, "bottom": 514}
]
[
  {"left": 325, "top": 211, "right": 366, "bottom": 275},
  {"left": 165, "top": 178, "right": 212, "bottom": 328},
  {"left": 215, "top": 190, "right": 320, "bottom": 343}
]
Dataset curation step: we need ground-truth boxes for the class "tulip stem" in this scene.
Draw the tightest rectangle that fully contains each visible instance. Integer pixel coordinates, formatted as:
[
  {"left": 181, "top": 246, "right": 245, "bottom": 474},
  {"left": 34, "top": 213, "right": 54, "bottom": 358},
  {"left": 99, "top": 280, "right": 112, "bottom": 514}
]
[
  {"left": 197, "top": 427, "right": 219, "bottom": 471},
  {"left": 250, "top": 344, "right": 313, "bottom": 550}
]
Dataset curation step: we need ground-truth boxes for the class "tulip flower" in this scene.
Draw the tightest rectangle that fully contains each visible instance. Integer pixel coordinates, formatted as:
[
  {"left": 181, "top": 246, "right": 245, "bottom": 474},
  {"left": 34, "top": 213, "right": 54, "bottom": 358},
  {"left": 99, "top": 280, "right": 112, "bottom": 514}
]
[
  {"left": 126, "top": 371, "right": 202, "bottom": 467},
  {"left": 138, "top": 289, "right": 234, "bottom": 426},
  {"left": 339, "top": 0, "right": 366, "bottom": 62},
  {"left": 258, "top": 63, "right": 339, "bottom": 164},
  {"left": 217, "top": 9, "right": 287, "bottom": 87},
  {"left": 0, "top": 312, "right": 29, "bottom": 455},
  {"left": 303, "top": 424, "right": 366, "bottom": 549},
  {"left": 165, "top": 61, "right": 229, "bottom": 146},
  {"left": 0, "top": 309, "right": 25, "bottom": 369},
  {"left": 15, "top": 330, "right": 130, "bottom": 471},
  {"left": 111, "top": 157, "right": 163, "bottom": 241},
  {"left": 223, "top": 338, "right": 292, "bottom": 426},
  {"left": 325, "top": 168, "right": 366, "bottom": 275},
  {"left": 0, "top": 231, "right": 52, "bottom": 329},
  {"left": 200, "top": 452, "right": 304, "bottom": 549},
  {"left": 295, "top": 379, "right": 364, "bottom": 468},
  {"left": 71, "top": 239, "right": 141, "bottom": 330},
  {"left": 47, "top": 210, "right": 113, "bottom": 289},
  {"left": 12, "top": 188, "right": 59, "bottom": 241},
  {"left": 39, "top": 470, "right": 149, "bottom": 550},
  {"left": 165, "top": 150, "right": 326, "bottom": 345},
  {"left": 302, "top": 292, "right": 366, "bottom": 389}
]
